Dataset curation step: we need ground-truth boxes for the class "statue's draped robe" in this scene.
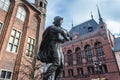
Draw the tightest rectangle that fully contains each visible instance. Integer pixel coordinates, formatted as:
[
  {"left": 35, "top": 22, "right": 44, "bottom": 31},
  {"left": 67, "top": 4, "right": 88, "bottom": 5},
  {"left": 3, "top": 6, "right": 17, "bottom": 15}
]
[
  {"left": 38, "top": 27, "right": 53, "bottom": 63},
  {"left": 37, "top": 26, "right": 71, "bottom": 80}
]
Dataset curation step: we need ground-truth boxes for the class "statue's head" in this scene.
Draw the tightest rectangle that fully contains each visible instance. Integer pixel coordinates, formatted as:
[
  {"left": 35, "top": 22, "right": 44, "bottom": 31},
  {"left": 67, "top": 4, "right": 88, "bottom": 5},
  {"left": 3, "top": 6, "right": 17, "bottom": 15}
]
[{"left": 53, "top": 16, "right": 63, "bottom": 26}]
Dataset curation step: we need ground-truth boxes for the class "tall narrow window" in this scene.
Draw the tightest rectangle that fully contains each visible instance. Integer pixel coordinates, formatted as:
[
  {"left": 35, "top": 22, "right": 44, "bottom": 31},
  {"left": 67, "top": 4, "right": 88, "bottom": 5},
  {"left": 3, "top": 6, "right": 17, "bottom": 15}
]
[
  {"left": 87, "top": 66, "right": 95, "bottom": 74},
  {"left": 7, "top": 29, "right": 21, "bottom": 53},
  {"left": 0, "top": 22, "right": 3, "bottom": 33},
  {"left": 0, "top": 70, "right": 12, "bottom": 79},
  {"left": 16, "top": 6, "right": 26, "bottom": 22},
  {"left": 99, "top": 64, "right": 108, "bottom": 73},
  {"left": 88, "top": 27, "right": 93, "bottom": 32},
  {"left": 68, "top": 69, "right": 73, "bottom": 77},
  {"left": 77, "top": 68, "right": 83, "bottom": 76},
  {"left": 95, "top": 42, "right": 104, "bottom": 59},
  {"left": 85, "top": 45, "right": 93, "bottom": 62},
  {"left": 26, "top": 37, "right": 35, "bottom": 57},
  {"left": 75, "top": 47, "right": 82, "bottom": 64},
  {"left": 0, "top": 0, "right": 10, "bottom": 11},
  {"left": 67, "top": 50, "right": 73, "bottom": 66}
]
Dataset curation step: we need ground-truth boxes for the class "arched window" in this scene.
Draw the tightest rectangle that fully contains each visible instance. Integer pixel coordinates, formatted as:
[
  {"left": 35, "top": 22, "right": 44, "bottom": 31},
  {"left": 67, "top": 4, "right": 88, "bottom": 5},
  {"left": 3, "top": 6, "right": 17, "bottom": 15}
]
[
  {"left": 0, "top": 0, "right": 10, "bottom": 11},
  {"left": 99, "top": 64, "right": 108, "bottom": 73},
  {"left": 75, "top": 47, "right": 82, "bottom": 64},
  {"left": 85, "top": 45, "right": 93, "bottom": 62},
  {"left": 95, "top": 42, "right": 104, "bottom": 59},
  {"left": 16, "top": 6, "right": 26, "bottom": 22},
  {"left": 67, "top": 50, "right": 73, "bottom": 66}
]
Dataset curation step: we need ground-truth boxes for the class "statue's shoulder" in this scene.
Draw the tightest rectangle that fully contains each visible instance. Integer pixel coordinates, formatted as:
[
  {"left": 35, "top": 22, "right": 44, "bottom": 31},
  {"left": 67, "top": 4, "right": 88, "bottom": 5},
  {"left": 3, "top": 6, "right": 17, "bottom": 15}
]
[{"left": 46, "top": 25, "right": 54, "bottom": 29}]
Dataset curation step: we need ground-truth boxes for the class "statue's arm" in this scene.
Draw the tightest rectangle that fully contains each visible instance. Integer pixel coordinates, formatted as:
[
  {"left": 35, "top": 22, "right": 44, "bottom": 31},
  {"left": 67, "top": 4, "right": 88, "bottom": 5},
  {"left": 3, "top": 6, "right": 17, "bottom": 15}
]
[
  {"left": 52, "top": 27, "right": 72, "bottom": 41},
  {"left": 58, "top": 28, "right": 72, "bottom": 41}
]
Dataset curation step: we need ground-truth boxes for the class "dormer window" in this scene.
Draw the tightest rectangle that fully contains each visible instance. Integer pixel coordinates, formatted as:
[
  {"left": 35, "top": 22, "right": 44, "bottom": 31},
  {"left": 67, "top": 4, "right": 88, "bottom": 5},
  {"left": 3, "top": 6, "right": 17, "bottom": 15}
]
[{"left": 88, "top": 27, "right": 93, "bottom": 32}]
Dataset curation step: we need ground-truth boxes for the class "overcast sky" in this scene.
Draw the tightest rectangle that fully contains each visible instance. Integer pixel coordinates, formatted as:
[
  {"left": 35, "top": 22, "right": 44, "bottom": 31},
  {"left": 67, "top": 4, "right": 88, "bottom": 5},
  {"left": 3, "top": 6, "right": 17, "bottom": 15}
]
[{"left": 29, "top": 0, "right": 120, "bottom": 37}]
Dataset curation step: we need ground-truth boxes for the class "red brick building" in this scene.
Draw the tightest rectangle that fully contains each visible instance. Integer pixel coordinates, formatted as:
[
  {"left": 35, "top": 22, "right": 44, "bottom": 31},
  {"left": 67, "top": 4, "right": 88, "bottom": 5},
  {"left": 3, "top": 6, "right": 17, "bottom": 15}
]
[
  {"left": 0, "top": 0, "right": 47, "bottom": 80},
  {"left": 62, "top": 9, "right": 120, "bottom": 80}
]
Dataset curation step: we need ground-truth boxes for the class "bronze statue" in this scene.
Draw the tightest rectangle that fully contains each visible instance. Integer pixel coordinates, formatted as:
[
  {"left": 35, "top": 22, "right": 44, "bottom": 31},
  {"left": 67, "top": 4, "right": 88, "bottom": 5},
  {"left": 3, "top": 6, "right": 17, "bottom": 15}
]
[{"left": 37, "top": 16, "right": 72, "bottom": 80}]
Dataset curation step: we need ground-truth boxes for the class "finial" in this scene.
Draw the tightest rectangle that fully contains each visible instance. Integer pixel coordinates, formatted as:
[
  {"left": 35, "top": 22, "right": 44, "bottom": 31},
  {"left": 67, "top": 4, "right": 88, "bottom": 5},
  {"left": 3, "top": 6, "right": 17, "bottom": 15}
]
[
  {"left": 96, "top": 5, "right": 103, "bottom": 23},
  {"left": 72, "top": 20, "right": 74, "bottom": 28},
  {"left": 91, "top": 11, "right": 93, "bottom": 19}
]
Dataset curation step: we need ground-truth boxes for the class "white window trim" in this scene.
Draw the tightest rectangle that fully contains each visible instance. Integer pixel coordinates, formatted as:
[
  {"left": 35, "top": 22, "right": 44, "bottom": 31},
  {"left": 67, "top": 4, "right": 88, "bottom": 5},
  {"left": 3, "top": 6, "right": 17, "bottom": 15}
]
[
  {"left": 6, "top": 27, "right": 22, "bottom": 54},
  {"left": 16, "top": 6, "right": 26, "bottom": 22},
  {"left": 0, "top": 21, "right": 4, "bottom": 34},
  {"left": 0, "top": 0, "right": 10, "bottom": 12},
  {"left": 0, "top": 69, "right": 13, "bottom": 80},
  {"left": 26, "top": 36, "right": 36, "bottom": 58}
]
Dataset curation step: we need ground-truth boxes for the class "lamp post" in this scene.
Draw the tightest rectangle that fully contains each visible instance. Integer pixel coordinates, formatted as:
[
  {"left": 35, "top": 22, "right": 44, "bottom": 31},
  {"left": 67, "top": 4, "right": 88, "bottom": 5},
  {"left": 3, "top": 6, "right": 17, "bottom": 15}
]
[{"left": 93, "top": 61, "right": 102, "bottom": 80}]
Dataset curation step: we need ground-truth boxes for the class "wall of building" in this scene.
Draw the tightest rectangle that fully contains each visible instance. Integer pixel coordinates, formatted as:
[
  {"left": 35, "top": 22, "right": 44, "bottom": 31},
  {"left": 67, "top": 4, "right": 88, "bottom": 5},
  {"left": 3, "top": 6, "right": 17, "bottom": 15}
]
[
  {"left": 115, "top": 51, "right": 120, "bottom": 72},
  {"left": 62, "top": 27, "right": 119, "bottom": 80},
  {"left": 0, "top": 0, "right": 46, "bottom": 80}
]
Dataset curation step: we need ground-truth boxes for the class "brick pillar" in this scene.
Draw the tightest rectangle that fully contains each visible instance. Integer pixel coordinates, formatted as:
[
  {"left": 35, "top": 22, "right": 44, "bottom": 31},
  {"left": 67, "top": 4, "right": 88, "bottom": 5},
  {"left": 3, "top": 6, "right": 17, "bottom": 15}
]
[
  {"left": 0, "top": 1, "right": 15, "bottom": 50},
  {"left": 12, "top": 8, "right": 30, "bottom": 80},
  {"left": 12, "top": 25, "right": 28, "bottom": 80}
]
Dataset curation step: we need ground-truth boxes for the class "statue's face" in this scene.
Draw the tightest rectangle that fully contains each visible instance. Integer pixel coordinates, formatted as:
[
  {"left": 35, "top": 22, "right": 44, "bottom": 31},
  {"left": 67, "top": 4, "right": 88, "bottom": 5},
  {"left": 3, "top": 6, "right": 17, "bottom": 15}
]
[
  {"left": 55, "top": 19, "right": 63, "bottom": 26},
  {"left": 60, "top": 20, "right": 63, "bottom": 24},
  {"left": 60, "top": 20, "right": 63, "bottom": 25}
]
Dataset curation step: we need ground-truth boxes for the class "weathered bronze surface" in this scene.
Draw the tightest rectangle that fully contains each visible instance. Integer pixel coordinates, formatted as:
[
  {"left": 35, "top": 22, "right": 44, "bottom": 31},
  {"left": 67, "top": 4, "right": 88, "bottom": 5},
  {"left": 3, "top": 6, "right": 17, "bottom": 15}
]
[{"left": 37, "top": 16, "right": 72, "bottom": 80}]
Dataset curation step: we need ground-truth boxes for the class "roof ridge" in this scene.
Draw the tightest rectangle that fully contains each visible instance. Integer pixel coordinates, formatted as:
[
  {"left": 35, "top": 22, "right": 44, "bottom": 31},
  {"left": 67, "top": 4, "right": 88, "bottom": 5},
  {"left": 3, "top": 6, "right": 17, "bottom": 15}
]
[{"left": 71, "top": 19, "right": 96, "bottom": 29}]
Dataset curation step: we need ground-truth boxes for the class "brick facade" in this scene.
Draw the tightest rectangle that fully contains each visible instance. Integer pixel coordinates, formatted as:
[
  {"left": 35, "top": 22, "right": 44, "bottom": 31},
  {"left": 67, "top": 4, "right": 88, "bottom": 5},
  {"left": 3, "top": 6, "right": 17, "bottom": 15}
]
[
  {"left": 62, "top": 18, "right": 120, "bottom": 80},
  {"left": 0, "top": 0, "right": 47, "bottom": 80}
]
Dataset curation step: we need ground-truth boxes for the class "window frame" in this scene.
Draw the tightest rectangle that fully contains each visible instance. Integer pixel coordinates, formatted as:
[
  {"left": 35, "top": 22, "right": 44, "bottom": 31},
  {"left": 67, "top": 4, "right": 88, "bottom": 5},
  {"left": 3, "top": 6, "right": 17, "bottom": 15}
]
[
  {"left": 99, "top": 64, "right": 108, "bottom": 73},
  {"left": 85, "top": 45, "right": 93, "bottom": 62},
  {"left": 68, "top": 69, "right": 73, "bottom": 77},
  {"left": 0, "top": 69, "right": 12, "bottom": 80},
  {"left": 67, "top": 50, "right": 73, "bottom": 66},
  {"left": 95, "top": 42, "right": 104, "bottom": 59},
  {"left": 87, "top": 66, "right": 95, "bottom": 74},
  {"left": 75, "top": 47, "right": 82, "bottom": 64},
  {"left": 0, "top": 0, "right": 11, "bottom": 11},
  {"left": 88, "top": 27, "right": 93, "bottom": 32},
  {"left": 6, "top": 28, "right": 22, "bottom": 53},
  {"left": 77, "top": 68, "right": 83, "bottom": 76},
  {"left": 0, "top": 22, "right": 3, "bottom": 34},
  {"left": 26, "top": 37, "right": 35, "bottom": 58},
  {"left": 16, "top": 6, "right": 26, "bottom": 22}
]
